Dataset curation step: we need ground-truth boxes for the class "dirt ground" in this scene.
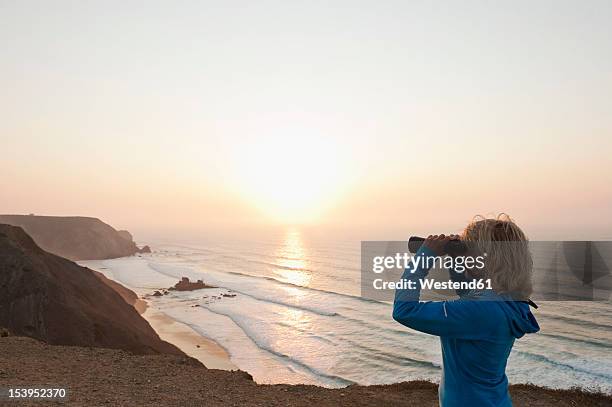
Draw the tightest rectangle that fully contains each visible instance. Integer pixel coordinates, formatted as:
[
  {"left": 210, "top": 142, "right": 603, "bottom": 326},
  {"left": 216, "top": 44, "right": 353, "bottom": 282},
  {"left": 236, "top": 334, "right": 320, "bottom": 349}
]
[{"left": 1, "top": 336, "right": 610, "bottom": 407}]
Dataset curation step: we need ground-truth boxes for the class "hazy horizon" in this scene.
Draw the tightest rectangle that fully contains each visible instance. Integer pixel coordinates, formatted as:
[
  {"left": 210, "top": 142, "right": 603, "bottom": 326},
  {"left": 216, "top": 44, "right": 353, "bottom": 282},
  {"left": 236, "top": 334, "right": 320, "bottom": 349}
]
[{"left": 2, "top": 1, "right": 611, "bottom": 241}]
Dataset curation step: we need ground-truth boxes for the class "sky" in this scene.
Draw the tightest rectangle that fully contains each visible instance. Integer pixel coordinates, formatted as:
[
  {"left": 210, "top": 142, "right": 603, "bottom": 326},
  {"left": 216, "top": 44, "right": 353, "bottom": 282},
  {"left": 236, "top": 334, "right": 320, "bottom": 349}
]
[{"left": 1, "top": 1, "right": 611, "bottom": 241}]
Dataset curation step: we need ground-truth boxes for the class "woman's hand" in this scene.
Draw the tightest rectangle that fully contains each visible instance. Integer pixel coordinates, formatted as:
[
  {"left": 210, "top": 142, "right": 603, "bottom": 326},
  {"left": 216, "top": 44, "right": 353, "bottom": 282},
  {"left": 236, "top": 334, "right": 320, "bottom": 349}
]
[{"left": 423, "top": 234, "right": 460, "bottom": 256}]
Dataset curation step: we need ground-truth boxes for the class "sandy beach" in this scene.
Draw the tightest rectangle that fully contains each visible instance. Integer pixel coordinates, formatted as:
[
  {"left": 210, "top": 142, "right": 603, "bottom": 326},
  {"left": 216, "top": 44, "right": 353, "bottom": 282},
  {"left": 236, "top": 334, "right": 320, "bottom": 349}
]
[
  {"left": 83, "top": 258, "right": 237, "bottom": 371},
  {"left": 141, "top": 307, "right": 236, "bottom": 370},
  {"left": 133, "top": 297, "right": 148, "bottom": 314}
]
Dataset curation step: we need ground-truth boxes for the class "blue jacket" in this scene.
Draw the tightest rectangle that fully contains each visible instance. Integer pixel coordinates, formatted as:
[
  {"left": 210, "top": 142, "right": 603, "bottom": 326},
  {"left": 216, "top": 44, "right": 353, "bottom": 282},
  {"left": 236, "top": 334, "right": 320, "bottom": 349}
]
[{"left": 392, "top": 247, "right": 540, "bottom": 407}]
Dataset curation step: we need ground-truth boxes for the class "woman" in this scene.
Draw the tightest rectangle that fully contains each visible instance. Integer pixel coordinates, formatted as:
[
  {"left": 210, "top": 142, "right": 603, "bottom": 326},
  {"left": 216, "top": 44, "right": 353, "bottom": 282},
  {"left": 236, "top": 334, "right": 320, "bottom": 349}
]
[{"left": 393, "top": 214, "right": 539, "bottom": 407}]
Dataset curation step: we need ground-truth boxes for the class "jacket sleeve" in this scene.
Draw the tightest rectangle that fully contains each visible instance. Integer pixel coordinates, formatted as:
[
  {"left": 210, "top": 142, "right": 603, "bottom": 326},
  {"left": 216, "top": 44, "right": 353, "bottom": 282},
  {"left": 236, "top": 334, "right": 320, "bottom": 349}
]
[
  {"left": 447, "top": 262, "right": 472, "bottom": 297},
  {"left": 392, "top": 247, "right": 496, "bottom": 339}
]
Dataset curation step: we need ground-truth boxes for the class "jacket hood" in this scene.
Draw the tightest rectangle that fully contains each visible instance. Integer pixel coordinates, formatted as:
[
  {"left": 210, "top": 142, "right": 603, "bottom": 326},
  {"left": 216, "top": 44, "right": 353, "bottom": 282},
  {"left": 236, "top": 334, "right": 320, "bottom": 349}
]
[
  {"left": 463, "top": 289, "right": 540, "bottom": 338},
  {"left": 498, "top": 299, "right": 540, "bottom": 338}
]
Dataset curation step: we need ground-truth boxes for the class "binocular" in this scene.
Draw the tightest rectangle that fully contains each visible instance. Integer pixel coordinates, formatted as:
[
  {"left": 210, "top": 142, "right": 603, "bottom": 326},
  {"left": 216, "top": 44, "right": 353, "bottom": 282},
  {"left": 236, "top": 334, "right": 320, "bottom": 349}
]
[{"left": 408, "top": 236, "right": 468, "bottom": 256}]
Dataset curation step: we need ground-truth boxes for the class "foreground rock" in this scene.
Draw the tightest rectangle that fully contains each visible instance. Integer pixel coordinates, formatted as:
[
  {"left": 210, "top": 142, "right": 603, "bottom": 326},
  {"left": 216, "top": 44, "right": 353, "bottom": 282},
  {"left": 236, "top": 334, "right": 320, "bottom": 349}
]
[
  {"left": 0, "top": 224, "right": 183, "bottom": 356},
  {"left": 0, "top": 214, "right": 148, "bottom": 260},
  {"left": 1, "top": 336, "right": 610, "bottom": 407}
]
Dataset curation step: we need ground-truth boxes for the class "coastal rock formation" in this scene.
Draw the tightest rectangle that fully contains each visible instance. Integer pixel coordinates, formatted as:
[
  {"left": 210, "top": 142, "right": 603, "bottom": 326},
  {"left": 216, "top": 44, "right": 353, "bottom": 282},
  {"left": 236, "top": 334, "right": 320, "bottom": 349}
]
[
  {"left": 117, "top": 230, "right": 134, "bottom": 242},
  {"left": 0, "top": 214, "right": 148, "bottom": 260},
  {"left": 0, "top": 223, "right": 184, "bottom": 356},
  {"left": 169, "top": 277, "right": 215, "bottom": 291}
]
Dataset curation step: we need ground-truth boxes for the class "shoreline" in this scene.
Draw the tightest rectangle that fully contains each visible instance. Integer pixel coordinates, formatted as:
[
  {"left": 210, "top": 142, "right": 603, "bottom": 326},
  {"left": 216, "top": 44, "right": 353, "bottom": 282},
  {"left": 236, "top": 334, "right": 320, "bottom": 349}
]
[
  {"left": 133, "top": 297, "right": 148, "bottom": 314},
  {"left": 141, "top": 306, "right": 236, "bottom": 370},
  {"left": 82, "top": 259, "right": 237, "bottom": 371}
]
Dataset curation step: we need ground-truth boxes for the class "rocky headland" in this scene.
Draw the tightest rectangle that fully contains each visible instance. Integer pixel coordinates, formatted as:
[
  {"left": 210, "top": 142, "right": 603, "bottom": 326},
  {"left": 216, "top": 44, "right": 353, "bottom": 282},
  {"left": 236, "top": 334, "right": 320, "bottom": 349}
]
[{"left": 0, "top": 214, "right": 150, "bottom": 260}]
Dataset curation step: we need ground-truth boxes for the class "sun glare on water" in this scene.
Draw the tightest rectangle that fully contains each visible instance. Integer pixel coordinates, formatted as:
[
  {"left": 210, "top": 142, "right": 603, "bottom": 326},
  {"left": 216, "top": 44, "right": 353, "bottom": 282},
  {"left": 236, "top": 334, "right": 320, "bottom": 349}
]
[{"left": 237, "top": 130, "right": 345, "bottom": 224}]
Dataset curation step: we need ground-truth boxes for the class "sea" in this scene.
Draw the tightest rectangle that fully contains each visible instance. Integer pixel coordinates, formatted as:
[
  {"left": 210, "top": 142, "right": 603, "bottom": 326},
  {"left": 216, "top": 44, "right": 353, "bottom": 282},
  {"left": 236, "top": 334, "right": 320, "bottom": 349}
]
[{"left": 81, "top": 229, "right": 612, "bottom": 393}]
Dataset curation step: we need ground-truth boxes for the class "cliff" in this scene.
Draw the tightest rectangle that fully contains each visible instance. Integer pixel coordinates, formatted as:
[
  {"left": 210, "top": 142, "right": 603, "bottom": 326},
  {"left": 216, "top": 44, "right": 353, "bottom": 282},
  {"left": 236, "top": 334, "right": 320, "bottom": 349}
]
[
  {"left": 0, "top": 214, "right": 148, "bottom": 260},
  {"left": 0, "top": 223, "right": 184, "bottom": 356}
]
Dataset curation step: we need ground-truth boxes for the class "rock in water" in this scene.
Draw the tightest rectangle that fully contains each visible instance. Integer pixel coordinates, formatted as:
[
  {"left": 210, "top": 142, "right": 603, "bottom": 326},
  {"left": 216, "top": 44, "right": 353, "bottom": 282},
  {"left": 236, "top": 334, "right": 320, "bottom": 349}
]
[
  {"left": 169, "top": 277, "right": 215, "bottom": 291},
  {"left": 138, "top": 245, "right": 152, "bottom": 254}
]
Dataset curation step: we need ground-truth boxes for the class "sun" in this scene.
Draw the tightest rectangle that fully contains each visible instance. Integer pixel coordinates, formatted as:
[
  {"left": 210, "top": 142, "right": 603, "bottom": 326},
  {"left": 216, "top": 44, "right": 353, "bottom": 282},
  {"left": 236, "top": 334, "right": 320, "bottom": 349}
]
[{"left": 235, "top": 129, "right": 344, "bottom": 223}]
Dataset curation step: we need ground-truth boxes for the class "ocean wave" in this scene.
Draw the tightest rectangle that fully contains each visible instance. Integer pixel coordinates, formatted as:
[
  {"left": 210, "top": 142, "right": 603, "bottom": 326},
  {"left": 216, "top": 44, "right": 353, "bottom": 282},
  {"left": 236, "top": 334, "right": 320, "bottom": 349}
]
[
  {"left": 156, "top": 243, "right": 360, "bottom": 274},
  {"left": 223, "top": 289, "right": 340, "bottom": 317},
  {"left": 538, "top": 332, "right": 612, "bottom": 350},
  {"left": 272, "top": 320, "right": 435, "bottom": 364},
  {"left": 331, "top": 334, "right": 440, "bottom": 370},
  {"left": 218, "top": 255, "right": 360, "bottom": 280},
  {"left": 517, "top": 350, "right": 612, "bottom": 380},
  {"left": 147, "top": 260, "right": 420, "bottom": 339},
  {"left": 148, "top": 260, "right": 387, "bottom": 307},
  {"left": 198, "top": 306, "right": 356, "bottom": 387},
  {"left": 538, "top": 312, "right": 612, "bottom": 331},
  {"left": 218, "top": 269, "right": 386, "bottom": 305},
  {"left": 210, "top": 286, "right": 423, "bottom": 344}
]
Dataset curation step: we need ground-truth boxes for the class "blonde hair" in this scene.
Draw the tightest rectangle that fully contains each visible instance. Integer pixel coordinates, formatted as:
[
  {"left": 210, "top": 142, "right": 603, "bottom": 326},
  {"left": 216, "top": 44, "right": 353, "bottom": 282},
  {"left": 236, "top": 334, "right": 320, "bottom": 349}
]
[{"left": 463, "top": 214, "right": 533, "bottom": 300}]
